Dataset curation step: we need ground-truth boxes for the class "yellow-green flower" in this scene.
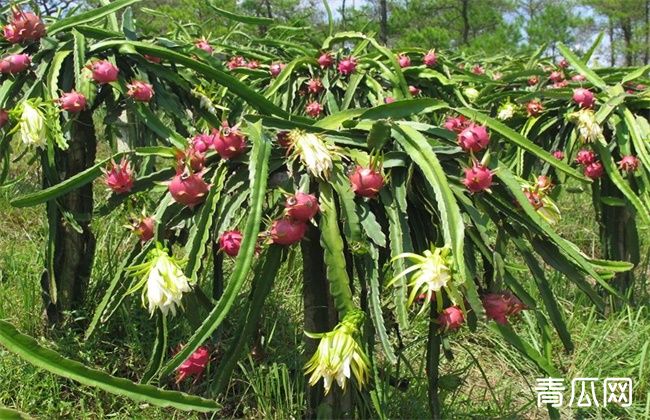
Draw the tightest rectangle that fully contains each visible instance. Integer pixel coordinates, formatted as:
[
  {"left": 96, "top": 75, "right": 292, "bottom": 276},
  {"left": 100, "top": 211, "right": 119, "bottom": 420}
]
[
  {"left": 304, "top": 310, "right": 370, "bottom": 395},
  {"left": 389, "top": 246, "right": 453, "bottom": 312},
  {"left": 570, "top": 109, "right": 602, "bottom": 143},
  {"left": 16, "top": 100, "right": 47, "bottom": 148},
  {"left": 286, "top": 130, "right": 337, "bottom": 179},
  {"left": 127, "top": 244, "right": 191, "bottom": 316}
]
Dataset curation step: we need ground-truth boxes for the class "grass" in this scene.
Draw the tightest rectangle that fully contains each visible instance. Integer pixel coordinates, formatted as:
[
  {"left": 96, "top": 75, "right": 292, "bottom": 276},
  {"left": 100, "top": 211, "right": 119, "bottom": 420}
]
[{"left": 0, "top": 174, "right": 649, "bottom": 418}]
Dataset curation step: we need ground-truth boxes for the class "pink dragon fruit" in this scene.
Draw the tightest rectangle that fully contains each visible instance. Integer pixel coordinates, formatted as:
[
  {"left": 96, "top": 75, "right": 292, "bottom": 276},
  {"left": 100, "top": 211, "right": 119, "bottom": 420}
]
[
  {"left": 337, "top": 57, "right": 357, "bottom": 76},
  {"left": 0, "top": 109, "right": 8, "bottom": 128},
  {"left": 127, "top": 80, "right": 154, "bottom": 102},
  {"left": 437, "top": 306, "right": 465, "bottom": 332},
  {"left": 527, "top": 75, "right": 539, "bottom": 86},
  {"left": 552, "top": 80, "right": 569, "bottom": 89},
  {"left": 549, "top": 70, "right": 564, "bottom": 83},
  {"left": 558, "top": 59, "right": 569, "bottom": 68},
  {"left": 176, "top": 346, "right": 210, "bottom": 383},
  {"left": 384, "top": 97, "right": 396, "bottom": 104},
  {"left": 3, "top": 8, "right": 45, "bottom": 44},
  {"left": 285, "top": 192, "right": 319, "bottom": 221},
  {"left": 317, "top": 52, "right": 334, "bottom": 68},
  {"left": 552, "top": 150, "right": 565, "bottom": 160},
  {"left": 349, "top": 166, "right": 384, "bottom": 198},
  {"left": 572, "top": 88, "right": 595, "bottom": 109},
  {"left": 423, "top": 50, "right": 437, "bottom": 67},
  {"left": 306, "top": 78, "right": 324, "bottom": 94},
  {"left": 105, "top": 158, "right": 135, "bottom": 194},
  {"left": 305, "top": 101, "right": 323, "bottom": 118},
  {"left": 89, "top": 60, "right": 119, "bottom": 84},
  {"left": 57, "top": 91, "right": 87, "bottom": 113},
  {"left": 575, "top": 149, "right": 596, "bottom": 166},
  {"left": 270, "top": 218, "right": 307, "bottom": 245},
  {"left": 457, "top": 124, "right": 490, "bottom": 153},
  {"left": 584, "top": 161, "right": 604, "bottom": 179},
  {"left": 191, "top": 133, "right": 213, "bottom": 153},
  {"left": 472, "top": 64, "right": 485, "bottom": 75},
  {"left": 178, "top": 144, "right": 206, "bottom": 172},
  {"left": 0, "top": 53, "right": 31, "bottom": 74},
  {"left": 133, "top": 216, "right": 155, "bottom": 243},
  {"left": 463, "top": 162, "right": 493, "bottom": 193},
  {"left": 247, "top": 60, "right": 260, "bottom": 69},
  {"left": 227, "top": 56, "right": 247, "bottom": 70},
  {"left": 408, "top": 85, "right": 421, "bottom": 96},
  {"left": 212, "top": 123, "right": 247, "bottom": 159},
  {"left": 482, "top": 292, "right": 526, "bottom": 325},
  {"left": 195, "top": 38, "right": 213, "bottom": 54},
  {"left": 571, "top": 74, "right": 586, "bottom": 82},
  {"left": 618, "top": 155, "right": 640, "bottom": 173},
  {"left": 444, "top": 115, "right": 470, "bottom": 133},
  {"left": 169, "top": 171, "right": 209, "bottom": 207},
  {"left": 397, "top": 53, "right": 411, "bottom": 68},
  {"left": 526, "top": 99, "right": 544, "bottom": 117},
  {"left": 269, "top": 62, "right": 285, "bottom": 77},
  {"left": 219, "top": 230, "right": 243, "bottom": 257}
]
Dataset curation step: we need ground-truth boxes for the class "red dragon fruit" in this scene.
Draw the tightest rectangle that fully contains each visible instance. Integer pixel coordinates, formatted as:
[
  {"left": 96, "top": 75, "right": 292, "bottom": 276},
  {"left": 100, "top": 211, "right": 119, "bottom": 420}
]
[
  {"left": 349, "top": 165, "right": 384, "bottom": 198},
  {"left": 443, "top": 115, "right": 470, "bottom": 133},
  {"left": 584, "top": 161, "right": 604, "bottom": 179},
  {"left": 463, "top": 162, "right": 493, "bottom": 193},
  {"left": 178, "top": 144, "right": 205, "bottom": 172},
  {"left": 247, "top": 60, "right": 260, "bottom": 69},
  {"left": 0, "top": 53, "right": 31, "bottom": 74},
  {"left": 457, "top": 124, "right": 490, "bottom": 153},
  {"left": 212, "top": 123, "right": 247, "bottom": 159},
  {"left": 270, "top": 218, "right": 307, "bottom": 245},
  {"left": 558, "top": 59, "right": 569, "bottom": 68},
  {"left": 482, "top": 292, "right": 526, "bottom": 325},
  {"left": 572, "top": 88, "right": 595, "bottom": 109},
  {"left": 552, "top": 150, "right": 565, "bottom": 160},
  {"left": 437, "top": 306, "right": 465, "bottom": 332},
  {"left": 133, "top": 216, "right": 155, "bottom": 243},
  {"left": 337, "top": 57, "right": 357, "bottom": 76},
  {"left": 191, "top": 133, "right": 213, "bottom": 153},
  {"left": 89, "top": 60, "right": 119, "bottom": 84},
  {"left": 127, "top": 80, "right": 154, "bottom": 102},
  {"left": 306, "top": 78, "right": 324, "bottom": 94},
  {"left": 317, "top": 52, "right": 334, "bottom": 68},
  {"left": 3, "top": 8, "right": 45, "bottom": 44},
  {"left": 618, "top": 155, "right": 640, "bottom": 173},
  {"left": 527, "top": 75, "right": 539, "bottom": 86},
  {"left": 269, "top": 62, "right": 285, "bottom": 77},
  {"left": 285, "top": 192, "right": 319, "bottom": 221},
  {"left": 397, "top": 53, "right": 411, "bottom": 68},
  {"left": 57, "top": 91, "right": 87, "bottom": 113},
  {"left": 227, "top": 56, "right": 247, "bottom": 70},
  {"left": 0, "top": 109, "right": 8, "bottom": 128},
  {"left": 384, "top": 97, "right": 396, "bottom": 104},
  {"left": 526, "top": 99, "right": 544, "bottom": 117},
  {"left": 105, "top": 158, "right": 135, "bottom": 194},
  {"left": 219, "top": 230, "right": 243, "bottom": 257},
  {"left": 305, "top": 101, "right": 323, "bottom": 118},
  {"left": 571, "top": 74, "right": 586, "bottom": 82},
  {"left": 575, "top": 149, "right": 596, "bottom": 166},
  {"left": 176, "top": 346, "right": 210, "bottom": 383},
  {"left": 423, "top": 50, "right": 437, "bottom": 67},
  {"left": 169, "top": 171, "right": 209, "bottom": 208},
  {"left": 552, "top": 80, "right": 569, "bottom": 89},
  {"left": 276, "top": 131, "right": 291, "bottom": 148},
  {"left": 195, "top": 38, "right": 213, "bottom": 54}
]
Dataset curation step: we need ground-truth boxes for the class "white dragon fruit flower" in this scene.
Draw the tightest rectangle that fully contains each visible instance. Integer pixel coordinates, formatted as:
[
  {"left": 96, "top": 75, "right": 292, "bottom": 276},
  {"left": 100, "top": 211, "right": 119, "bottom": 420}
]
[
  {"left": 286, "top": 130, "right": 337, "bottom": 179},
  {"left": 304, "top": 310, "right": 370, "bottom": 395},
  {"left": 497, "top": 102, "right": 516, "bottom": 120},
  {"left": 127, "top": 244, "right": 191, "bottom": 316},
  {"left": 571, "top": 109, "right": 602, "bottom": 143},
  {"left": 17, "top": 100, "right": 47, "bottom": 148}
]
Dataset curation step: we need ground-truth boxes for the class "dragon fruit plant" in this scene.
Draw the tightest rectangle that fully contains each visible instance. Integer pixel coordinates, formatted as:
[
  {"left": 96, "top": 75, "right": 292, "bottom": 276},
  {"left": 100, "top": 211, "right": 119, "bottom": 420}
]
[{"left": 0, "top": 4, "right": 645, "bottom": 420}]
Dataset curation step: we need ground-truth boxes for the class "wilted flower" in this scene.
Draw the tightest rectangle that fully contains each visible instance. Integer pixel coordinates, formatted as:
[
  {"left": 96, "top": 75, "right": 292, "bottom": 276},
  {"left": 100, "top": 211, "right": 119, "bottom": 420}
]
[
  {"left": 482, "top": 292, "right": 526, "bottom": 324},
  {"left": 389, "top": 246, "right": 453, "bottom": 313},
  {"left": 570, "top": 109, "right": 602, "bottom": 143},
  {"left": 304, "top": 310, "right": 370, "bottom": 395},
  {"left": 176, "top": 346, "right": 210, "bottom": 383},
  {"left": 127, "top": 244, "right": 191, "bottom": 316},
  {"left": 497, "top": 102, "right": 516, "bottom": 120},
  {"left": 285, "top": 130, "right": 337, "bottom": 179},
  {"left": 16, "top": 100, "right": 47, "bottom": 148}
]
